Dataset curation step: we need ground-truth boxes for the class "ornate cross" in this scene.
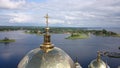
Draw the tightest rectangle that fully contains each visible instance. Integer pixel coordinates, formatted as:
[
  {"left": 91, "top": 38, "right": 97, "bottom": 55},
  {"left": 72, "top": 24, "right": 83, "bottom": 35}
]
[{"left": 44, "top": 14, "right": 49, "bottom": 27}]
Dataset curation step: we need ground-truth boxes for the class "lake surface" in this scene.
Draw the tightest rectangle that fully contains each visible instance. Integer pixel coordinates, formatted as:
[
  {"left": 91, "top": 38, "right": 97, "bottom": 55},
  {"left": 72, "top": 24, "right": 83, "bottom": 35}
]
[{"left": 0, "top": 29, "right": 120, "bottom": 68}]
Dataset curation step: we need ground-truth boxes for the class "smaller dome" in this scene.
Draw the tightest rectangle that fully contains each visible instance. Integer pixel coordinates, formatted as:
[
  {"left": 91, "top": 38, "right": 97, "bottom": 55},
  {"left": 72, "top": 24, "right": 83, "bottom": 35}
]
[
  {"left": 88, "top": 59, "right": 107, "bottom": 68},
  {"left": 75, "top": 62, "right": 82, "bottom": 68},
  {"left": 88, "top": 51, "right": 110, "bottom": 68}
]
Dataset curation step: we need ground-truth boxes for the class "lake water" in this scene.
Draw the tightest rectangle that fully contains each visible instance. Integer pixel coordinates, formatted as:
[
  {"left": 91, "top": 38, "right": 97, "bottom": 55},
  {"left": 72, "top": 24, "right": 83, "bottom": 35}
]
[{"left": 0, "top": 29, "right": 120, "bottom": 68}]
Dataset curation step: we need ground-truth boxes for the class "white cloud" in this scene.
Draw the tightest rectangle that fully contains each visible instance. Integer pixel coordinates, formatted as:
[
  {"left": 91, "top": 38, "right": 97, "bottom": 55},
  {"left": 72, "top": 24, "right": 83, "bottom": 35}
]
[
  {"left": 9, "top": 13, "right": 33, "bottom": 23},
  {"left": 0, "top": 0, "right": 25, "bottom": 9},
  {"left": 49, "top": 19, "right": 64, "bottom": 24},
  {"left": 65, "top": 15, "right": 77, "bottom": 20},
  {"left": 0, "top": 0, "right": 120, "bottom": 27}
]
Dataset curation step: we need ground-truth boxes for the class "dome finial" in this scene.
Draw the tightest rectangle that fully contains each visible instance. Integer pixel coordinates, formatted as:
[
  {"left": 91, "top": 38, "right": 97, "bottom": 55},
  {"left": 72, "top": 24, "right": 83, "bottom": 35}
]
[
  {"left": 40, "top": 14, "right": 54, "bottom": 53},
  {"left": 75, "top": 57, "right": 82, "bottom": 68},
  {"left": 76, "top": 57, "right": 78, "bottom": 62},
  {"left": 97, "top": 51, "right": 101, "bottom": 62}
]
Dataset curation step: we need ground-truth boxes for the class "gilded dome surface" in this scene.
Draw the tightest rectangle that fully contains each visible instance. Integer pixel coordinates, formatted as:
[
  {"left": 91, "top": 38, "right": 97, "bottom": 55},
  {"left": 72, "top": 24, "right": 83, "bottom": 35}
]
[{"left": 18, "top": 47, "right": 75, "bottom": 68}]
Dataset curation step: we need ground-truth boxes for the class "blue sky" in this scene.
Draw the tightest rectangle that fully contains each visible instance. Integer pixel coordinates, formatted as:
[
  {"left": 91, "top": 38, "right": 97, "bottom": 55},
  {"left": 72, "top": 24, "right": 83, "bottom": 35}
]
[{"left": 0, "top": 0, "right": 120, "bottom": 27}]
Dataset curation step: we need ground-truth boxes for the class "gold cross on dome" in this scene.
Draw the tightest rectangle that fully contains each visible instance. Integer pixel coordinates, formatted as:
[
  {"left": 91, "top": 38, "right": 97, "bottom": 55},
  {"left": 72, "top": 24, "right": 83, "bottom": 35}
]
[{"left": 44, "top": 14, "right": 49, "bottom": 27}]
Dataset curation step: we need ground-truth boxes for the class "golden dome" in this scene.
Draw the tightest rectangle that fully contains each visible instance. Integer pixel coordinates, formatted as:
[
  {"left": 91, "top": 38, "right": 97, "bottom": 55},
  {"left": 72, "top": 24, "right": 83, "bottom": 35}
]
[
  {"left": 88, "top": 51, "right": 110, "bottom": 68},
  {"left": 18, "top": 47, "right": 75, "bottom": 68}
]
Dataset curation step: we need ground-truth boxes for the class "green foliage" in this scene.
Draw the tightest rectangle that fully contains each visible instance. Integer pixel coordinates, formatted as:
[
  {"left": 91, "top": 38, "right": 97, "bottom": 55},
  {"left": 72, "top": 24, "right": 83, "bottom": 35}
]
[
  {"left": 66, "top": 33, "right": 89, "bottom": 39},
  {"left": 92, "top": 29, "right": 119, "bottom": 37},
  {"left": 0, "top": 37, "right": 15, "bottom": 43}
]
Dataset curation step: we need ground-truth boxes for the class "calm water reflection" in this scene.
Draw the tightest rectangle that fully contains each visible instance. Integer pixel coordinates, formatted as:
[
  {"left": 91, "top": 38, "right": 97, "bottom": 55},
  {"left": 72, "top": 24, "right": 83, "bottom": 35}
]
[{"left": 0, "top": 30, "right": 120, "bottom": 68}]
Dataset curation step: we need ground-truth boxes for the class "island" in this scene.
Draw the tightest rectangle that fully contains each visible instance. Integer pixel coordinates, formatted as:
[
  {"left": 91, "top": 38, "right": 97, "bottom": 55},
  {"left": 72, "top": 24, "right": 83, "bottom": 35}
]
[
  {"left": 91, "top": 29, "right": 120, "bottom": 37},
  {"left": 0, "top": 37, "right": 15, "bottom": 43},
  {"left": 66, "top": 29, "right": 120, "bottom": 39},
  {"left": 66, "top": 32, "right": 89, "bottom": 39}
]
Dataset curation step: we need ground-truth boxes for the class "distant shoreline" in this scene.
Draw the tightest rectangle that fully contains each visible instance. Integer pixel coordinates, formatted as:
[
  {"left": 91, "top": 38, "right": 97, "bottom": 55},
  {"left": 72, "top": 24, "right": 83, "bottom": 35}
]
[{"left": 0, "top": 26, "right": 120, "bottom": 40}]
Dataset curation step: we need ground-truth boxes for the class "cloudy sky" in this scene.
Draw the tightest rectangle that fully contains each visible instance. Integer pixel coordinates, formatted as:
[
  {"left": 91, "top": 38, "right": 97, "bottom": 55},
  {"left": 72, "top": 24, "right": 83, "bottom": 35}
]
[{"left": 0, "top": 0, "right": 120, "bottom": 27}]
